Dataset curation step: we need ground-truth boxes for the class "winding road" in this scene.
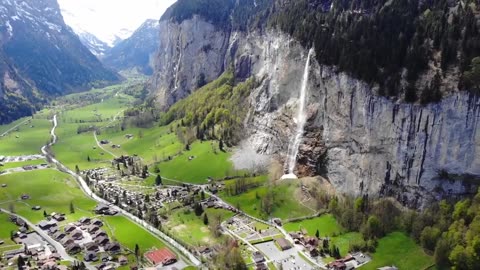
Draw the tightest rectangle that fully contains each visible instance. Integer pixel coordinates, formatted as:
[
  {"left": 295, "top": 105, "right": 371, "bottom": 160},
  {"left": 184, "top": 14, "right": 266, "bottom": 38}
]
[{"left": 41, "top": 115, "right": 201, "bottom": 266}]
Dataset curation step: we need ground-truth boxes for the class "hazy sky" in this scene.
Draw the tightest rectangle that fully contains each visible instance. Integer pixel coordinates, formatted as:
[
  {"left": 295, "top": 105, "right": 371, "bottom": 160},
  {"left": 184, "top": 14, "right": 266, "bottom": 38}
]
[{"left": 58, "top": 0, "right": 176, "bottom": 45}]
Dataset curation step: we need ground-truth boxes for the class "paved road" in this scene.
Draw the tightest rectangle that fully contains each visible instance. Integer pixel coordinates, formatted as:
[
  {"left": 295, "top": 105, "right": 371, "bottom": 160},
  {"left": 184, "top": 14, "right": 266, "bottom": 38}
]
[
  {"left": 42, "top": 115, "right": 201, "bottom": 266},
  {"left": 0, "top": 208, "right": 95, "bottom": 270}
]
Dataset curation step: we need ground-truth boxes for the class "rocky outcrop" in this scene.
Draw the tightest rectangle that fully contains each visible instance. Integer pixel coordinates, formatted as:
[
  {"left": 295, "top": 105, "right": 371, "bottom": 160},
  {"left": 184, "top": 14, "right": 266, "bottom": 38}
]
[
  {"left": 150, "top": 16, "right": 480, "bottom": 207},
  {"left": 150, "top": 16, "right": 230, "bottom": 108}
]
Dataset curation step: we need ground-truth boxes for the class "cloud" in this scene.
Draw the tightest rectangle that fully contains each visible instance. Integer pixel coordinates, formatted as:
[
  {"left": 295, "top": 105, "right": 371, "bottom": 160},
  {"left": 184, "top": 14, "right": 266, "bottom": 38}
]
[{"left": 58, "top": 0, "right": 176, "bottom": 45}]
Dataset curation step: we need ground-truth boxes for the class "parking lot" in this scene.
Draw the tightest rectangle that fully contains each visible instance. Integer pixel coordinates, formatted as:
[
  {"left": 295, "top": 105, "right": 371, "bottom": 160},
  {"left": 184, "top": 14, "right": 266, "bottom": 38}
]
[{"left": 254, "top": 241, "right": 314, "bottom": 270}]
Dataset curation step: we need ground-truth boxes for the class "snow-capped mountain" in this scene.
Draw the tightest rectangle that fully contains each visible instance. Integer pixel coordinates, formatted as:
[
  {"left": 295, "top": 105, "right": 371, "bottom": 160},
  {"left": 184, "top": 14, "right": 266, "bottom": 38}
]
[
  {"left": 60, "top": 7, "right": 133, "bottom": 47},
  {"left": 75, "top": 30, "right": 110, "bottom": 57},
  {"left": 0, "top": 0, "right": 120, "bottom": 123},
  {"left": 103, "top": 19, "right": 160, "bottom": 75}
]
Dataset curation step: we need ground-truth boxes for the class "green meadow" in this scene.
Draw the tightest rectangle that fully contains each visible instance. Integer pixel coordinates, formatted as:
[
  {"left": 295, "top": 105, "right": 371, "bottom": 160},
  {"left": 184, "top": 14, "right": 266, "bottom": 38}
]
[
  {"left": 283, "top": 214, "right": 342, "bottom": 237},
  {"left": 0, "top": 159, "right": 46, "bottom": 170},
  {"left": 220, "top": 179, "right": 315, "bottom": 220},
  {"left": 0, "top": 118, "right": 52, "bottom": 156},
  {"left": 0, "top": 169, "right": 96, "bottom": 223},
  {"left": 163, "top": 208, "right": 235, "bottom": 246}
]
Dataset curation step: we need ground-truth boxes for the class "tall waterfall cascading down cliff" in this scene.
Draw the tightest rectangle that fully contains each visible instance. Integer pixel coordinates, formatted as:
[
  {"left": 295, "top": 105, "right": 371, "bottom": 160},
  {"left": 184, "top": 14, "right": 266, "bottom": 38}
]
[{"left": 281, "top": 48, "right": 314, "bottom": 180}]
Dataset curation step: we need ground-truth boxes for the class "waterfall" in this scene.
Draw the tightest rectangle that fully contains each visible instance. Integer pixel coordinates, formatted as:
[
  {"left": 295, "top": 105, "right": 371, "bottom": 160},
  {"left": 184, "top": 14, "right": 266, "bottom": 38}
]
[{"left": 282, "top": 48, "right": 314, "bottom": 180}]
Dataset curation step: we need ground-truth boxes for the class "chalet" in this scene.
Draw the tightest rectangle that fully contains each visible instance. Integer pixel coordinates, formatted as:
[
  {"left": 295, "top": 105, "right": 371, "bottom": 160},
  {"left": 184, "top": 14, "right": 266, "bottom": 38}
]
[
  {"left": 118, "top": 256, "right": 128, "bottom": 265},
  {"left": 79, "top": 217, "right": 91, "bottom": 224},
  {"left": 64, "top": 224, "right": 76, "bottom": 233},
  {"left": 305, "top": 237, "right": 319, "bottom": 246},
  {"left": 48, "top": 227, "right": 59, "bottom": 235},
  {"left": 32, "top": 206, "right": 41, "bottom": 211},
  {"left": 275, "top": 238, "right": 292, "bottom": 251},
  {"left": 306, "top": 245, "right": 319, "bottom": 257},
  {"left": 70, "top": 230, "right": 83, "bottom": 240},
  {"left": 66, "top": 243, "right": 81, "bottom": 254},
  {"left": 252, "top": 251, "right": 265, "bottom": 263},
  {"left": 88, "top": 225, "right": 100, "bottom": 234},
  {"left": 93, "top": 230, "right": 107, "bottom": 238},
  {"left": 52, "top": 214, "right": 65, "bottom": 221},
  {"left": 84, "top": 251, "right": 99, "bottom": 262},
  {"left": 328, "top": 261, "right": 347, "bottom": 270},
  {"left": 256, "top": 263, "right": 268, "bottom": 270},
  {"left": 38, "top": 220, "right": 57, "bottom": 230},
  {"left": 95, "top": 236, "right": 110, "bottom": 246},
  {"left": 145, "top": 248, "right": 177, "bottom": 266},
  {"left": 21, "top": 194, "right": 30, "bottom": 200},
  {"left": 0, "top": 240, "right": 4, "bottom": 245},
  {"left": 105, "top": 242, "right": 121, "bottom": 254},
  {"left": 95, "top": 204, "right": 110, "bottom": 214},
  {"left": 352, "top": 252, "right": 370, "bottom": 265},
  {"left": 91, "top": 218, "right": 103, "bottom": 226},
  {"left": 4, "top": 248, "right": 23, "bottom": 260},
  {"left": 53, "top": 232, "right": 66, "bottom": 240},
  {"left": 84, "top": 242, "right": 99, "bottom": 252},
  {"left": 60, "top": 237, "right": 74, "bottom": 246},
  {"left": 18, "top": 226, "right": 27, "bottom": 233},
  {"left": 100, "top": 140, "right": 109, "bottom": 144},
  {"left": 49, "top": 253, "right": 61, "bottom": 261}
]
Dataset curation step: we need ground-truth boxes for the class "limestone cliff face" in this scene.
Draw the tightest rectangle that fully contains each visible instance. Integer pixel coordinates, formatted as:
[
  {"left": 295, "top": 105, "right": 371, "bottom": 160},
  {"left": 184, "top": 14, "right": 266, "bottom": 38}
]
[
  {"left": 150, "top": 16, "right": 230, "bottom": 108},
  {"left": 150, "top": 17, "right": 480, "bottom": 207}
]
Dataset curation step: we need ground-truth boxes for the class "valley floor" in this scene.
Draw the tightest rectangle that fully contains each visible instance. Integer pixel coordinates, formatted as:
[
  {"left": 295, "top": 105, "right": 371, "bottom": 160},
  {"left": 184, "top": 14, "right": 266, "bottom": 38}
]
[{"left": 0, "top": 81, "right": 435, "bottom": 270}]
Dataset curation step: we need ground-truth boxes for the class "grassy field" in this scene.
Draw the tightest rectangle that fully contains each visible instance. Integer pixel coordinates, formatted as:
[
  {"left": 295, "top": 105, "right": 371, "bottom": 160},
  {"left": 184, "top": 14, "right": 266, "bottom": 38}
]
[
  {"left": 158, "top": 141, "right": 235, "bottom": 184},
  {"left": 101, "top": 215, "right": 166, "bottom": 252},
  {"left": 220, "top": 179, "right": 315, "bottom": 220},
  {"left": 0, "top": 118, "right": 52, "bottom": 156},
  {"left": 283, "top": 214, "right": 342, "bottom": 237},
  {"left": 0, "top": 213, "right": 19, "bottom": 245},
  {"left": 163, "top": 208, "right": 235, "bottom": 246},
  {"left": 331, "top": 232, "right": 364, "bottom": 256},
  {"left": 0, "top": 159, "right": 46, "bottom": 170},
  {"left": 0, "top": 169, "right": 96, "bottom": 223},
  {"left": 360, "top": 232, "right": 434, "bottom": 270}
]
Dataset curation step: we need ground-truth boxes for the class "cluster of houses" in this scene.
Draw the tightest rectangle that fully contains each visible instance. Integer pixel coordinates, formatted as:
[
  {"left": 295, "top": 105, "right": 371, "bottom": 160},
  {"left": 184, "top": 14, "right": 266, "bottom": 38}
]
[
  {"left": 37, "top": 216, "right": 122, "bottom": 260},
  {"left": 3, "top": 216, "right": 65, "bottom": 270},
  {"left": 288, "top": 230, "right": 326, "bottom": 257},
  {"left": 326, "top": 252, "right": 372, "bottom": 270}
]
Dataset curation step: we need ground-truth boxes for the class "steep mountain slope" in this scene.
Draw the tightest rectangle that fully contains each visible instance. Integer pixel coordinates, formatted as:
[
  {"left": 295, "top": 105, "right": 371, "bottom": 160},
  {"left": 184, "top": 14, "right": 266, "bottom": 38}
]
[
  {"left": 151, "top": 0, "right": 480, "bottom": 207},
  {"left": 0, "top": 0, "right": 120, "bottom": 123},
  {"left": 75, "top": 31, "right": 110, "bottom": 57},
  {"left": 103, "top": 19, "right": 160, "bottom": 75}
]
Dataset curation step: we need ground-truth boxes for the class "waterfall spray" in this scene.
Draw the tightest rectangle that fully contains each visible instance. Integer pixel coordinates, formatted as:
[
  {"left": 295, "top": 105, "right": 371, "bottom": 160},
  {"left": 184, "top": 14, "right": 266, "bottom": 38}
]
[{"left": 281, "top": 48, "right": 314, "bottom": 180}]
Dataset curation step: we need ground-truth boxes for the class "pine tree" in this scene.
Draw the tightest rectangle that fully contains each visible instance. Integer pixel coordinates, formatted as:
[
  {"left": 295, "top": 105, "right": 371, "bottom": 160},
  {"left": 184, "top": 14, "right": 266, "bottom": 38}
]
[
  {"left": 134, "top": 244, "right": 140, "bottom": 260},
  {"left": 203, "top": 213, "right": 209, "bottom": 225},
  {"left": 155, "top": 175, "right": 162, "bottom": 186},
  {"left": 87, "top": 155, "right": 91, "bottom": 162},
  {"left": 75, "top": 165, "right": 80, "bottom": 174},
  {"left": 200, "top": 190, "right": 205, "bottom": 200},
  {"left": 315, "top": 229, "right": 320, "bottom": 238},
  {"left": 70, "top": 201, "right": 75, "bottom": 214},
  {"left": 219, "top": 139, "right": 224, "bottom": 151}
]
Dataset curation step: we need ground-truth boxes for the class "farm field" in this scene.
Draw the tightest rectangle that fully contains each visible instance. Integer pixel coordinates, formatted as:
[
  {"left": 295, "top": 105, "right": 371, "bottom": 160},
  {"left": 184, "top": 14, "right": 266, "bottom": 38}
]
[
  {"left": 101, "top": 215, "right": 166, "bottom": 253},
  {"left": 220, "top": 179, "right": 315, "bottom": 220},
  {"left": 0, "top": 118, "right": 52, "bottom": 156},
  {"left": 0, "top": 159, "right": 46, "bottom": 170},
  {"left": 163, "top": 208, "right": 235, "bottom": 247},
  {"left": 360, "top": 232, "right": 434, "bottom": 270},
  {"left": 283, "top": 214, "right": 342, "bottom": 237},
  {"left": 0, "top": 169, "right": 96, "bottom": 223}
]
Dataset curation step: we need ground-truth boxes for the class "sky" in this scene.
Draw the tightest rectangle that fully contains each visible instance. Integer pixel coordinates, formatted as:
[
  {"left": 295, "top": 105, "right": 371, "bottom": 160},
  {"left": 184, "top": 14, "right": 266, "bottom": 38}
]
[{"left": 58, "top": 0, "right": 177, "bottom": 46}]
